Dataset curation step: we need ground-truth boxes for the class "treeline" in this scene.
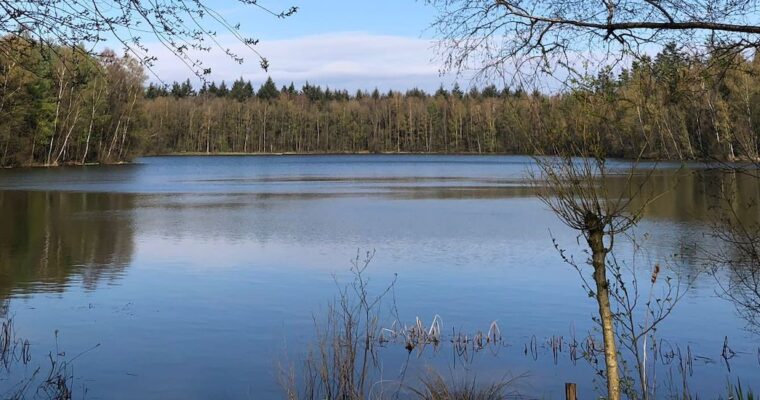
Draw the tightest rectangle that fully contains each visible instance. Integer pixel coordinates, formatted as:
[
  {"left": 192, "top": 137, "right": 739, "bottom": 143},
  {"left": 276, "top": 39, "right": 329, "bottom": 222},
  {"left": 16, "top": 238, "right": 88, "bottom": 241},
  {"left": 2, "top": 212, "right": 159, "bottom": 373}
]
[
  {"left": 141, "top": 46, "right": 760, "bottom": 161},
  {"left": 143, "top": 78, "right": 519, "bottom": 155},
  {"left": 2, "top": 38, "right": 760, "bottom": 167}
]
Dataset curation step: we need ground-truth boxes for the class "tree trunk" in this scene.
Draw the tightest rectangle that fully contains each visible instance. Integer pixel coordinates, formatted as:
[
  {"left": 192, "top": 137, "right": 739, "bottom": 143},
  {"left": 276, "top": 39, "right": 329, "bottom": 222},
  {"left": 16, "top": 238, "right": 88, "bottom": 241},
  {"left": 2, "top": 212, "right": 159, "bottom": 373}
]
[
  {"left": 54, "top": 109, "right": 81, "bottom": 165},
  {"left": 1, "top": 140, "right": 8, "bottom": 166},
  {"left": 587, "top": 221, "right": 621, "bottom": 400},
  {"left": 47, "top": 68, "right": 67, "bottom": 166},
  {"left": 82, "top": 86, "right": 103, "bottom": 165}
]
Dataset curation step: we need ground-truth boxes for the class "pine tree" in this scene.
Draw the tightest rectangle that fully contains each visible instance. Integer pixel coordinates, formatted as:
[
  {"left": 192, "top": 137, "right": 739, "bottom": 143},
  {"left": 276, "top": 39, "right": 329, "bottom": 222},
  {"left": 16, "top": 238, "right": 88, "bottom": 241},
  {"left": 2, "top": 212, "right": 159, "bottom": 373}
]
[
  {"left": 452, "top": 83, "right": 464, "bottom": 99},
  {"left": 435, "top": 85, "right": 449, "bottom": 98},
  {"left": 208, "top": 82, "right": 218, "bottom": 96},
  {"left": 146, "top": 83, "right": 160, "bottom": 99},
  {"left": 217, "top": 81, "right": 229, "bottom": 97},
  {"left": 482, "top": 84, "right": 499, "bottom": 97},
  {"left": 180, "top": 79, "right": 194, "bottom": 97},
  {"left": 257, "top": 77, "right": 279, "bottom": 100},
  {"left": 230, "top": 77, "right": 253, "bottom": 101}
]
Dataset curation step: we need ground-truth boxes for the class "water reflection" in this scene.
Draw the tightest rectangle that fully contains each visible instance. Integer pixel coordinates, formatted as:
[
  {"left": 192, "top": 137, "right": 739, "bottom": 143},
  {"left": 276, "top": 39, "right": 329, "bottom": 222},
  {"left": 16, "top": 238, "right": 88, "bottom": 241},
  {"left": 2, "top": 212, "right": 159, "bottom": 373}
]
[
  {"left": 0, "top": 191, "right": 134, "bottom": 299},
  {"left": 2, "top": 166, "right": 760, "bottom": 298},
  {"left": 630, "top": 169, "right": 760, "bottom": 222}
]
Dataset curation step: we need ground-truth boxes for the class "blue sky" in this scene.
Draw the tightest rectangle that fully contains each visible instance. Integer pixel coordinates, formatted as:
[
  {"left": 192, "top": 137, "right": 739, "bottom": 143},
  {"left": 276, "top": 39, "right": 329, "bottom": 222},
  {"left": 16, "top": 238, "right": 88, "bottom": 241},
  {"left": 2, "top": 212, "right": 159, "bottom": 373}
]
[
  {"left": 145, "top": 1, "right": 470, "bottom": 91},
  {"left": 232, "top": 0, "right": 438, "bottom": 39}
]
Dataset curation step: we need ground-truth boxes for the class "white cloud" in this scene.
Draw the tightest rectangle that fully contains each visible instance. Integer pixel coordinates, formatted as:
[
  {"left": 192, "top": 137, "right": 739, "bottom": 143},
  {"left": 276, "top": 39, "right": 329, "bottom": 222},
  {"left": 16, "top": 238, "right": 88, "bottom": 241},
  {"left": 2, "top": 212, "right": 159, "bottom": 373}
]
[{"left": 144, "top": 32, "right": 468, "bottom": 91}]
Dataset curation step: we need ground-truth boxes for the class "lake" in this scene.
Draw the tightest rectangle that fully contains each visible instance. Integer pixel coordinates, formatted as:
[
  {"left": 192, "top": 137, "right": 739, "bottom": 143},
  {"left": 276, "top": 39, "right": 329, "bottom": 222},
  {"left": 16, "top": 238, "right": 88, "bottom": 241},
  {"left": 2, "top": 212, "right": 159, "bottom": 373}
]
[{"left": 0, "top": 155, "right": 758, "bottom": 399}]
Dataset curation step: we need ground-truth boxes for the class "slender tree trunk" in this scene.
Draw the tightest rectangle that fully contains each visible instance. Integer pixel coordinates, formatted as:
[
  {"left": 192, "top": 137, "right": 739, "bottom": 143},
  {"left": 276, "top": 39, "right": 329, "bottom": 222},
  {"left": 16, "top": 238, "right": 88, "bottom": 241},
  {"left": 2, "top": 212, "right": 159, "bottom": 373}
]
[
  {"left": 82, "top": 111, "right": 95, "bottom": 164},
  {"left": 107, "top": 118, "right": 122, "bottom": 161},
  {"left": 82, "top": 85, "right": 104, "bottom": 164},
  {"left": 587, "top": 219, "right": 621, "bottom": 400},
  {"left": 1, "top": 141, "right": 8, "bottom": 166},
  {"left": 206, "top": 123, "right": 211, "bottom": 154},
  {"left": 261, "top": 104, "right": 269, "bottom": 153},
  {"left": 244, "top": 109, "right": 250, "bottom": 153},
  {"left": 47, "top": 67, "right": 67, "bottom": 166},
  {"left": 55, "top": 107, "right": 81, "bottom": 164},
  {"left": 743, "top": 81, "right": 758, "bottom": 159},
  {"left": 118, "top": 90, "right": 139, "bottom": 161}
]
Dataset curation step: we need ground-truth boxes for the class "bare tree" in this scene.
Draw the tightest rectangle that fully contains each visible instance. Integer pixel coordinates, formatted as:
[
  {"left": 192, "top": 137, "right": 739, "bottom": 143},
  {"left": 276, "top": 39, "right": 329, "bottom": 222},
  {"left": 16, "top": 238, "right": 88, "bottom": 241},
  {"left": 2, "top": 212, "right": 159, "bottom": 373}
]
[
  {"left": 428, "top": 0, "right": 760, "bottom": 85},
  {"left": 531, "top": 151, "right": 664, "bottom": 400},
  {"left": 0, "top": 0, "right": 297, "bottom": 78}
]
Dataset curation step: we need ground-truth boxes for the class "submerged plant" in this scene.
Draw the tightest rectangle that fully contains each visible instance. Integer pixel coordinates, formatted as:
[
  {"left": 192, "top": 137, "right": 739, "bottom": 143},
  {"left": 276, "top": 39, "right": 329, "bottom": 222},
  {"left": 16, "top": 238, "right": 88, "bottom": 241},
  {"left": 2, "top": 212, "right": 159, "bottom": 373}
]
[{"left": 0, "top": 318, "right": 93, "bottom": 400}]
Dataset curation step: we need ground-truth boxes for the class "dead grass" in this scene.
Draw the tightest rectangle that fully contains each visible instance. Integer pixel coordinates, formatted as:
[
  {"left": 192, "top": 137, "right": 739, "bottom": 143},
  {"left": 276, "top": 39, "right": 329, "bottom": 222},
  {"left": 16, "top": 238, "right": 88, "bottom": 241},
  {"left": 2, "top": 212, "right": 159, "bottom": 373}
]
[{"left": 409, "top": 371, "right": 524, "bottom": 400}]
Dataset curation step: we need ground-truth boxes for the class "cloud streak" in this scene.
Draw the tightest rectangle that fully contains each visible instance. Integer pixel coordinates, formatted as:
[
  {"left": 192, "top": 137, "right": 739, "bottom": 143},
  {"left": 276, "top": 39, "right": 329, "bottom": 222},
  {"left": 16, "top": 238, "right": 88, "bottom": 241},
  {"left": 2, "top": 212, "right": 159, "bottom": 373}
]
[{"left": 145, "top": 32, "right": 468, "bottom": 91}]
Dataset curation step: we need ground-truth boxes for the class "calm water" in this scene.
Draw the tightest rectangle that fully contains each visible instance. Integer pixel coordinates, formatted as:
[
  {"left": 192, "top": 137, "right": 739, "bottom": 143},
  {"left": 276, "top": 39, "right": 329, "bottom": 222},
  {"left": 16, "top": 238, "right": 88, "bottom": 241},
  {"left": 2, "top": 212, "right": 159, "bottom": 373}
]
[{"left": 0, "top": 155, "right": 758, "bottom": 399}]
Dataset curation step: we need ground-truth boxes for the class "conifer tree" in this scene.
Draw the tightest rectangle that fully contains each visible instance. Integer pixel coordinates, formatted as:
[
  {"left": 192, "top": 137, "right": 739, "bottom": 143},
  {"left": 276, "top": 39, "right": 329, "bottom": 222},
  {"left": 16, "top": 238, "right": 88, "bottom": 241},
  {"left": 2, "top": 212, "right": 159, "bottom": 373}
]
[{"left": 257, "top": 77, "right": 279, "bottom": 100}]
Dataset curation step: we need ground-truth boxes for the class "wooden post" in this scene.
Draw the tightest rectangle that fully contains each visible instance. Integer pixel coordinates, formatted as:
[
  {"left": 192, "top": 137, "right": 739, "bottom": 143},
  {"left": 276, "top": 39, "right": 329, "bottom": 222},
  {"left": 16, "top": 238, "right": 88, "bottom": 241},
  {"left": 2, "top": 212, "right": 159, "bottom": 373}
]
[{"left": 565, "top": 382, "right": 577, "bottom": 400}]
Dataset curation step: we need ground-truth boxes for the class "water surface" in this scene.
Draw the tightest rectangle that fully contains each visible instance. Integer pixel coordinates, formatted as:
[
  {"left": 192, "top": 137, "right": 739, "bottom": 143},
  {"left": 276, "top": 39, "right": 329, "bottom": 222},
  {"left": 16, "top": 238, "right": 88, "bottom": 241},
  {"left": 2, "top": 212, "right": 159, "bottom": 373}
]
[{"left": 0, "top": 155, "right": 758, "bottom": 399}]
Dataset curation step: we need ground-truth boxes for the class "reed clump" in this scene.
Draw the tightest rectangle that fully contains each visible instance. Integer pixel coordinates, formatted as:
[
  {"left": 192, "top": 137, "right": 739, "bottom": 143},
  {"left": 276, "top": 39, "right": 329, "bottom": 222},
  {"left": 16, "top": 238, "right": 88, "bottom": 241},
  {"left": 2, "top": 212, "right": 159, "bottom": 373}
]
[
  {"left": 282, "top": 251, "right": 518, "bottom": 400},
  {"left": 409, "top": 371, "right": 521, "bottom": 400}
]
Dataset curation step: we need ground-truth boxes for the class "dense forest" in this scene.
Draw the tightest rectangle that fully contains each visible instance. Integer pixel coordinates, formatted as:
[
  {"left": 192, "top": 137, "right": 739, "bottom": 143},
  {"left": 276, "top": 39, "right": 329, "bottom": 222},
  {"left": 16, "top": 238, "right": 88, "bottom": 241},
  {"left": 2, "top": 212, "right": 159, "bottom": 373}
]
[
  {"left": 0, "top": 39, "right": 145, "bottom": 167},
  {"left": 1, "top": 37, "right": 760, "bottom": 167}
]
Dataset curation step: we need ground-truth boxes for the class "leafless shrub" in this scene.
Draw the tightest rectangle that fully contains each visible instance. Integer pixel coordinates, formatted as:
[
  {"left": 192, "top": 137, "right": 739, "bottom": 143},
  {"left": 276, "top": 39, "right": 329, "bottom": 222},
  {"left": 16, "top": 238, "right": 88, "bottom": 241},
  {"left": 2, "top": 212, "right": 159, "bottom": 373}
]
[{"left": 608, "top": 241, "right": 693, "bottom": 400}]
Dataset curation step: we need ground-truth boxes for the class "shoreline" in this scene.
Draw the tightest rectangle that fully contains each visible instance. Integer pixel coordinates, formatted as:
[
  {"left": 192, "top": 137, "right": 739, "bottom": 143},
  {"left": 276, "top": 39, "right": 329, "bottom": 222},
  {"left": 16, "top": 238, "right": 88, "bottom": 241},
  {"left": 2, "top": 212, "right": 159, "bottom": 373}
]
[
  {"left": 151, "top": 150, "right": 519, "bottom": 157},
  {"left": 2, "top": 151, "right": 526, "bottom": 169},
  {"left": 1, "top": 160, "right": 132, "bottom": 169},
  {"left": 1, "top": 151, "right": 754, "bottom": 170}
]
